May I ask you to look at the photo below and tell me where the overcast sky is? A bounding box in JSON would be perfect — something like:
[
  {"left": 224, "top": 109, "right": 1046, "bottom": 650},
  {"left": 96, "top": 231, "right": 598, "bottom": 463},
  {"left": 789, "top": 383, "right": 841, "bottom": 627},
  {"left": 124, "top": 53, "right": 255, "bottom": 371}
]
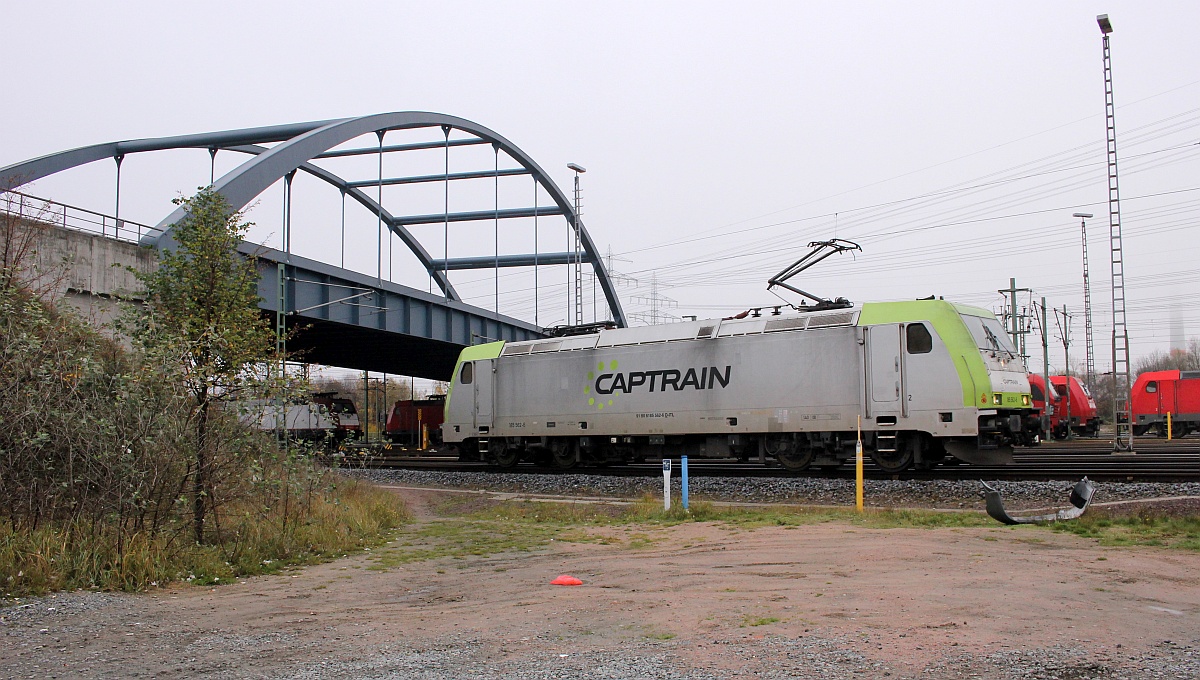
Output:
[{"left": 4, "top": 1, "right": 1199, "bottom": 380}]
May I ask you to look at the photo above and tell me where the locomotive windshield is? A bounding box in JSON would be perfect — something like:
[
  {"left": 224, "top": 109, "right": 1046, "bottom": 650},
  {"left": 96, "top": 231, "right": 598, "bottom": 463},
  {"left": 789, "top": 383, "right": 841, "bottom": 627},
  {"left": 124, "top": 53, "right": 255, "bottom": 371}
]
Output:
[
  {"left": 326, "top": 400, "right": 355, "bottom": 414},
  {"left": 960, "top": 314, "right": 1017, "bottom": 355}
]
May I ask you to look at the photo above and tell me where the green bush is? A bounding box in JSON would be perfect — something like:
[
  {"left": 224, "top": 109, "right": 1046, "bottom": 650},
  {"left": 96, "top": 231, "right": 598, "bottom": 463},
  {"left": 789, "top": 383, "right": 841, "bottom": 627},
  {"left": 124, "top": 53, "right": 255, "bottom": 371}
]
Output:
[{"left": 0, "top": 208, "right": 410, "bottom": 598}]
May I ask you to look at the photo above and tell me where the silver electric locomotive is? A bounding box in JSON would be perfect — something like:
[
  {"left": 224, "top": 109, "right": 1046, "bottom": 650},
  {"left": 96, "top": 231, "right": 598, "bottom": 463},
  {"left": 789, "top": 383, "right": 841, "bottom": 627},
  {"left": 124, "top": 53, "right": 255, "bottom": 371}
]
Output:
[{"left": 442, "top": 299, "right": 1037, "bottom": 472}]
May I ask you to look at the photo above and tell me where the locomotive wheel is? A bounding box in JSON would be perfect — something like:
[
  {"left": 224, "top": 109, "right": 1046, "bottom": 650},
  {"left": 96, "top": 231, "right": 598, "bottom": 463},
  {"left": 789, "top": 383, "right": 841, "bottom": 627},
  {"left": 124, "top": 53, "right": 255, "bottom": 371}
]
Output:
[
  {"left": 491, "top": 438, "right": 519, "bottom": 468},
  {"left": 870, "top": 435, "right": 915, "bottom": 473},
  {"left": 549, "top": 439, "right": 577, "bottom": 469},
  {"left": 764, "top": 435, "right": 814, "bottom": 472},
  {"left": 777, "top": 449, "right": 815, "bottom": 471}
]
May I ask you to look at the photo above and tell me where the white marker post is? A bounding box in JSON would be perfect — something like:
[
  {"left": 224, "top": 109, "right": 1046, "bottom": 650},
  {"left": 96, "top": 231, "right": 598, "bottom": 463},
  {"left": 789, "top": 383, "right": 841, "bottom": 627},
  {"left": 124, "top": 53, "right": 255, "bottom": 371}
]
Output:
[
  {"left": 855, "top": 416, "right": 864, "bottom": 511},
  {"left": 662, "top": 459, "right": 672, "bottom": 511}
]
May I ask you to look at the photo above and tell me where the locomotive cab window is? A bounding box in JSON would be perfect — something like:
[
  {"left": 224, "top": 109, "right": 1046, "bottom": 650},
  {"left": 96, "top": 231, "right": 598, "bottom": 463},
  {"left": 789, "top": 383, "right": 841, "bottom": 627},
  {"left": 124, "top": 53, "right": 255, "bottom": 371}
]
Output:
[
  {"left": 1030, "top": 383, "right": 1045, "bottom": 402},
  {"left": 1145, "top": 381, "right": 1157, "bottom": 393},
  {"left": 905, "top": 323, "right": 933, "bottom": 354},
  {"left": 460, "top": 361, "right": 474, "bottom": 385},
  {"left": 961, "top": 314, "right": 1017, "bottom": 354}
]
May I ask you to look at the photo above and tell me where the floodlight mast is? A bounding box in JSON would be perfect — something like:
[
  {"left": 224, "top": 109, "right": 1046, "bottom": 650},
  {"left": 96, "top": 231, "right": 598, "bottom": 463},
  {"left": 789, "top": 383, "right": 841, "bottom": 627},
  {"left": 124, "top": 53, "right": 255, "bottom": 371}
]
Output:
[
  {"left": 1096, "top": 13, "right": 1134, "bottom": 452},
  {"left": 767, "top": 239, "right": 861, "bottom": 309}
]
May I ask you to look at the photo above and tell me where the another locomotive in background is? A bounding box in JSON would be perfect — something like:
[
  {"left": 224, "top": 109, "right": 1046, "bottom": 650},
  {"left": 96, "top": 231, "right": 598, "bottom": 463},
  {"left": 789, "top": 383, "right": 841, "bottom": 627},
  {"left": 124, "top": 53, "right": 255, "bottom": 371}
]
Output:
[
  {"left": 237, "top": 392, "right": 360, "bottom": 444},
  {"left": 1027, "top": 374, "right": 1101, "bottom": 439},
  {"left": 385, "top": 395, "right": 446, "bottom": 448},
  {"left": 441, "top": 298, "right": 1039, "bottom": 472},
  {"left": 311, "top": 392, "right": 361, "bottom": 442},
  {"left": 1131, "top": 370, "right": 1200, "bottom": 438}
]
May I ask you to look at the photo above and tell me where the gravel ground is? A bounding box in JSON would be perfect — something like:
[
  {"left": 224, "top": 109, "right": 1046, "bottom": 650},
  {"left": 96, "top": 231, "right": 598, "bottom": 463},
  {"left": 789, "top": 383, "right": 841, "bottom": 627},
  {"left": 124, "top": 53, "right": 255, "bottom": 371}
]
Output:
[
  {"left": 4, "top": 545, "right": 1199, "bottom": 679},
  {"left": 345, "top": 468, "right": 1200, "bottom": 512},
  {"left": 4, "top": 474, "right": 1199, "bottom": 679}
]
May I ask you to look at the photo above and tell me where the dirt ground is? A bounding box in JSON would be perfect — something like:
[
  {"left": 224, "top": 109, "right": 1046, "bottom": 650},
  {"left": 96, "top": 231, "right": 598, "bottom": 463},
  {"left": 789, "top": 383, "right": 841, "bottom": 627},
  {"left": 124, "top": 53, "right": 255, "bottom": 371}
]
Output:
[{"left": 3, "top": 487, "right": 1199, "bottom": 679}]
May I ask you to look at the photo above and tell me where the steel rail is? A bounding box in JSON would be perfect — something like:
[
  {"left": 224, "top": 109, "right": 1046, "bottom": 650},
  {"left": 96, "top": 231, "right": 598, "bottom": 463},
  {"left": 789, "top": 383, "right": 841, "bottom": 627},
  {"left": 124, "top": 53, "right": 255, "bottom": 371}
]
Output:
[{"left": 321, "top": 448, "right": 1200, "bottom": 483}]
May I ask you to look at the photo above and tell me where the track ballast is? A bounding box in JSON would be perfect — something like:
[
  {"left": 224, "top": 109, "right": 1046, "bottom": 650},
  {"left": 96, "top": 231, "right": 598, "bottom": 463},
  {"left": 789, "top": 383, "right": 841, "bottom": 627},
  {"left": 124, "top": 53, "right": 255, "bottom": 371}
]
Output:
[{"left": 323, "top": 437, "right": 1200, "bottom": 483}]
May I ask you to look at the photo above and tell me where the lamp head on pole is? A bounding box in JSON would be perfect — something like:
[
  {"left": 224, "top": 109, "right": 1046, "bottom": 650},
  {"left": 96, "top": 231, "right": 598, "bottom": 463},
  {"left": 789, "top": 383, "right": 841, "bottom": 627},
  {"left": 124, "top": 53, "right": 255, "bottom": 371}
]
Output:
[
  {"left": 1073, "top": 212, "right": 1094, "bottom": 219},
  {"left": 567, "top": 163, "right": 587, "bottom": 174},
  {"left": 1097, "top": 14, "right": 1113, "bottom": 35}
]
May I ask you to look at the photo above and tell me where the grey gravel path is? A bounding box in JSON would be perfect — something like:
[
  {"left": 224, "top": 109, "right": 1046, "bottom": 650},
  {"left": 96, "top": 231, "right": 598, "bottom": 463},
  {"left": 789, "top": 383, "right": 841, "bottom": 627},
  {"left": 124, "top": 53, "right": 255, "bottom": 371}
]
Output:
[
  {"left": 4, "top": 473, "right": 1199, "bottom": 679},
  {"left": 4, "top": 592, "right": 1197, "bottom": 679}
]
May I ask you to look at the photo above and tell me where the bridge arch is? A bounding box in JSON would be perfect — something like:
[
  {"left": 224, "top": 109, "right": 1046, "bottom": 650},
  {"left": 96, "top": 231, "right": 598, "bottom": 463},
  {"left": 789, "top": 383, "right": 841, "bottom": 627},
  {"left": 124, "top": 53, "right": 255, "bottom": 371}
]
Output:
[{"left": 1, "top": 112, "right": 627, "bottom": 326}]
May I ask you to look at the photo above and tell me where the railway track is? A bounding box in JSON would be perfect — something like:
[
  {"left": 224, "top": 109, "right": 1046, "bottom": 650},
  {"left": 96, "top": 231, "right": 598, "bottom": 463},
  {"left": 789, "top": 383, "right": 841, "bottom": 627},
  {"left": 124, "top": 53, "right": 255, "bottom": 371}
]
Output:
[{"left": 322, "top": 437, "right": 1200, "bottom": 482}]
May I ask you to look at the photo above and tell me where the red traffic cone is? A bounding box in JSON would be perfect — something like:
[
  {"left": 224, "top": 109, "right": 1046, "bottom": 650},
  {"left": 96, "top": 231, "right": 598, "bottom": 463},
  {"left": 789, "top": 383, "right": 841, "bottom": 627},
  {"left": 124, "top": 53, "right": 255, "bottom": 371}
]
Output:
[{"left": 550, "top": 574, "right": 583, "bottom": 586}]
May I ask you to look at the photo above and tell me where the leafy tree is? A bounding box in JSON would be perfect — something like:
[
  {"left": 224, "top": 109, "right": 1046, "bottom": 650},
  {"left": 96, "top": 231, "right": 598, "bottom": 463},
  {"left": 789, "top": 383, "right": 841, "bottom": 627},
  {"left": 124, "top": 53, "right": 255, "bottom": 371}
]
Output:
[{"left": 130, "top": 187, "right": 275, "bottom": 543}]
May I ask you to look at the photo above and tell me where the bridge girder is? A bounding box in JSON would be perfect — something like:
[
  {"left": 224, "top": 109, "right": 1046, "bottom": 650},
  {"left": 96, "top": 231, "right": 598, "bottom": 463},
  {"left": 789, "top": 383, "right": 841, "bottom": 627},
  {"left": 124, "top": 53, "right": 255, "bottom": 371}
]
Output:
[{"left": 0, "top": 112, "right": 627, "bottom": 327}]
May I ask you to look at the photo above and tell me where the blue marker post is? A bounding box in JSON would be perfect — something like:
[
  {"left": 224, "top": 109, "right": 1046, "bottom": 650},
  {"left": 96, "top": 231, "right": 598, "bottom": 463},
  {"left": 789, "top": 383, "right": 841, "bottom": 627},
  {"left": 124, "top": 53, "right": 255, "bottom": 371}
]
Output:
[{"left": 681, "top": 455, "right": 689, "bottom": 510}]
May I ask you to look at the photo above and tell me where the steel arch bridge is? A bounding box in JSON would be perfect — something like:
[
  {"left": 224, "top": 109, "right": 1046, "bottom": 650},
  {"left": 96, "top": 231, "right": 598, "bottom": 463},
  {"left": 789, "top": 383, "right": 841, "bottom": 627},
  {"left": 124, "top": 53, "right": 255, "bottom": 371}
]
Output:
[{"left": 1, "top": 112, "right": 627, "bottom": 379}]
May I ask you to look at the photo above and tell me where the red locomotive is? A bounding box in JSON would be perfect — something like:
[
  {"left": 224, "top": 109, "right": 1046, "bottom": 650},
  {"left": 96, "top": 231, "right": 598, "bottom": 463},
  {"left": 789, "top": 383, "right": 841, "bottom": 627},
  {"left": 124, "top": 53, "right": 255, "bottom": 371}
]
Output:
[
  {"left": 1131, "top": 370, "right": 1200, "bottom": 437},
  {"left": 1049, "top": 375, "right": 1100, "bottom": 437},
  {"left": 1027, "top": 374, "right": 1100, "bottom": 439},
  {"left": 311, "top": 393, "right": 361, "bottom": 441},
  {"left": 384, "top": 395, "right": 446, "bottom": 448}
]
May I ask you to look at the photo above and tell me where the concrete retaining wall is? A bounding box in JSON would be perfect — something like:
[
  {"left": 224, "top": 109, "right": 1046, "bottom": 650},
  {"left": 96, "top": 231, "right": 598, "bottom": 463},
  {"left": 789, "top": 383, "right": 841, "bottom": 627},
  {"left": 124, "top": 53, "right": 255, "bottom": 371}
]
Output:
[{"left": 5, "top": 219, "right": 157, "bottom": 326}]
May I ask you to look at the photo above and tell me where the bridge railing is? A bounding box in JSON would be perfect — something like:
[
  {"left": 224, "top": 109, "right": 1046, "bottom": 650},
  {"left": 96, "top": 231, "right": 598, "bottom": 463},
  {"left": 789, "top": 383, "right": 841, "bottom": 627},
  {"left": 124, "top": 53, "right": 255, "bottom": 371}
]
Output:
[{"left": 1, "top": 190, "right": 160, "bottom": 244}]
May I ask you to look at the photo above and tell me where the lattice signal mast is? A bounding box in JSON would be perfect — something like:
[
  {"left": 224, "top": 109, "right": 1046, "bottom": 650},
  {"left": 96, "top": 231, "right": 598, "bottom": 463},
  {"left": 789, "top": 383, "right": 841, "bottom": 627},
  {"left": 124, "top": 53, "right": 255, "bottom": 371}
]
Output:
[
  {"left": 1097, "top": 14, "right": 1134, "bottom": 452},
  {"left": 1074, "top": 212, "right": 1097, "bottom": 390},
  {"left": 567, "top": 163, "right": 586, "bottom": 326}
]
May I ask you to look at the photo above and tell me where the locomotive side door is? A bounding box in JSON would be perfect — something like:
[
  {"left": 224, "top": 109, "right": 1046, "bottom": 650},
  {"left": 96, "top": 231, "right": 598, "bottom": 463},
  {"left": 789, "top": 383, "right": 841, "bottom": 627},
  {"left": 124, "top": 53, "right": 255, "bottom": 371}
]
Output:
[
  {"left": 1160, "top": 378, "right": 1177, "bottom": 422},
  {"left": 473, "top": 359, "right": 495, "bottom": 432},
  {"left": 866, "top": 324, "right": 903, "bottom": 418}
]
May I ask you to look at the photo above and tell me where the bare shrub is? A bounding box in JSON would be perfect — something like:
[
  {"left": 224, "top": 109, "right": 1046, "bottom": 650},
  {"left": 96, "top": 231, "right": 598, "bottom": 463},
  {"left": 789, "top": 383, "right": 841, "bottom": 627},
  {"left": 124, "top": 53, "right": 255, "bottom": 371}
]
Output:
[{"left": 0, "top": 190, "right": 69, "bottom": 301}]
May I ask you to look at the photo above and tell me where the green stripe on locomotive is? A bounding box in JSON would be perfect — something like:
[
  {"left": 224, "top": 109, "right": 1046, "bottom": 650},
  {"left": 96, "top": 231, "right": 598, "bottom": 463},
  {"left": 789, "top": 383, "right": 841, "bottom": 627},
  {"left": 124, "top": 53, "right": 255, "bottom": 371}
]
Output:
[
  {"left": 444, "top": 341, "right": 505, "bottom": 421},
  {"left": 857, "top": 299, "right": 1010, "bottom": 409}
]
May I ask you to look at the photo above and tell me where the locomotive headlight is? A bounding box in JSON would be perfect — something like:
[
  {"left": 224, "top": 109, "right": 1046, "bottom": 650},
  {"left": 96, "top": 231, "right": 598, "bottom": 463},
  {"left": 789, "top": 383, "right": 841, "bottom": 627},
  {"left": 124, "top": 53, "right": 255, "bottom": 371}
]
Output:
[
  {"left": 992, "top": 393, "right": 1002, "bottom": 406},
  {"left": 1022, "top": 394, "right": 1031, "bottom": 406}
]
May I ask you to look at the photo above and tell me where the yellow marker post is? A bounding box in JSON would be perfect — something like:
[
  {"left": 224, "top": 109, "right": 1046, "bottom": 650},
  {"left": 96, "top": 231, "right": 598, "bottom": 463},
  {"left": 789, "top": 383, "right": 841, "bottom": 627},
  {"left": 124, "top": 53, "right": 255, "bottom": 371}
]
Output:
[
  {"left": 855, "top": 416, "right": 864, "bottom": 511},
  {"left": 1167, "top": 411, "right": 1173, "bottom": 440}
]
